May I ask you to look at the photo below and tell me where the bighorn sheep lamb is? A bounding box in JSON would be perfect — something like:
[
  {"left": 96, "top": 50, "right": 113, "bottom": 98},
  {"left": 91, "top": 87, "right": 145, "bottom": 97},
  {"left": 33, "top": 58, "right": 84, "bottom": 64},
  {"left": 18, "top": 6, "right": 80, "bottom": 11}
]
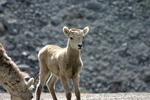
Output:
[
  {"left": 35, "top": 26, "right": 89, "bottom": 100},
  {"left": 0, "top": 43, "right": 35, "bottom": 100}
]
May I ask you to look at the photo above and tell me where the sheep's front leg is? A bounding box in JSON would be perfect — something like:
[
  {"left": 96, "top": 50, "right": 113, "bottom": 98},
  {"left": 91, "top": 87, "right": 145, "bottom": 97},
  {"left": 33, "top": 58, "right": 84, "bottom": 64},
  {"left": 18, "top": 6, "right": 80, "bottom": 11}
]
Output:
[
  {"left": 60, "top": 76, "right": 71, "bottom": 100},
  {"left": 72, "top": 75, "right": 80, "bottom": 100}
]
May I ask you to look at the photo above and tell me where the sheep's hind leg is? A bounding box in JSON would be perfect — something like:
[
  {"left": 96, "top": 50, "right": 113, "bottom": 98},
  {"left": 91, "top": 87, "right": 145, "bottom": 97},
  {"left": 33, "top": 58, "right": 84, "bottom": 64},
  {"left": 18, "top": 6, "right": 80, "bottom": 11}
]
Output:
[
  {"left": 35, "top": 62, "right": 49, "bottom": 100},
  {"left": 46, "top": 74, "right": 58, "bottom": 100}
]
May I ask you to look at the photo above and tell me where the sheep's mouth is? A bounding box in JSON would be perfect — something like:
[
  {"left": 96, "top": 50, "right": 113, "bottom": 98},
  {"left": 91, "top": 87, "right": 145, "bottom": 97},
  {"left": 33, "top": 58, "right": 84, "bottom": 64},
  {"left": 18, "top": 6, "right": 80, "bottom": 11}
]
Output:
[{"left": 78, "top": 47, "right": 82, "bottom": 50}]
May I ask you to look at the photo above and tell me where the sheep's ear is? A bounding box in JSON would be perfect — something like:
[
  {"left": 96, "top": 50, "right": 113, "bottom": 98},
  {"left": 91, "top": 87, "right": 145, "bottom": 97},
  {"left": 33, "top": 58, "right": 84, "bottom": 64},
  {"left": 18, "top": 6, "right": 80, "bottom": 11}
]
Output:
[
  {"left": 27, "top": 78, "right": 34, "bottom": 88},
  {"left": 0, "top": 43, "right": 4, "bottom": 49},
  {"left": 63, "top": 26, "right": 70, "bottom": 37},
  {"left": 0, "top": 43, "right": 5, "bottom": 52},
  {"left": 83, "top": 27, "right": 89, "bottom": 35}
]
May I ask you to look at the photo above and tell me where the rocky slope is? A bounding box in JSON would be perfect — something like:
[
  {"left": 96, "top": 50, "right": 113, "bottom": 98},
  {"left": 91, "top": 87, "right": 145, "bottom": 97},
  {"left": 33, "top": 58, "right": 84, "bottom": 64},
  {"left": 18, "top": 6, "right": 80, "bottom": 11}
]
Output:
[{"left": 0, "top": 0, "right": 150, "bottom": 93}]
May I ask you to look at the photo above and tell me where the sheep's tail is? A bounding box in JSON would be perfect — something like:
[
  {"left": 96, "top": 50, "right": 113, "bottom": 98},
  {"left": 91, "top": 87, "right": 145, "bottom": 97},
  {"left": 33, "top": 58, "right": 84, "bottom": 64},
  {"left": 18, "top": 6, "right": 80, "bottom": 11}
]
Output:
[{"left": 33, "top": 74, "right": 40, "bottom": 84}]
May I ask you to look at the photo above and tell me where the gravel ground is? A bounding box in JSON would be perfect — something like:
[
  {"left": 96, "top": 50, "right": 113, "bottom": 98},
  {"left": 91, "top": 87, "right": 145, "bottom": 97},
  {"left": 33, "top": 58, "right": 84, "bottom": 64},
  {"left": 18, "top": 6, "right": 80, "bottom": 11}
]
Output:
[
  {"left": 0, "top": 0, "right": 150, "bottom": 93},
  {"left": 0, "top": 93, "right": 150, "bottom": 100}
]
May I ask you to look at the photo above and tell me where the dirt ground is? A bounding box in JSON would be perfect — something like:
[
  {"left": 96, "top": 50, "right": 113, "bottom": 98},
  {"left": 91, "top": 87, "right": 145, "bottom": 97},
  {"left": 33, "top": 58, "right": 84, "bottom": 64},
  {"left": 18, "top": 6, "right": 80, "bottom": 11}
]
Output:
[{"left": 0, "top": 93, "right": 150, "bottom": 100}]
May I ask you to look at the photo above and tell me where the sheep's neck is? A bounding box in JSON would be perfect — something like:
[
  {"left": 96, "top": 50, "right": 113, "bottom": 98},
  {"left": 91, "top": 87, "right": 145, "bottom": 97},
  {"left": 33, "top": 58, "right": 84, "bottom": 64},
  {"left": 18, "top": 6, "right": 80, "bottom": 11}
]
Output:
[
  {"left": 1, "top": 60, "right": 27, "bottom": 96},
  {"left": 66, "top": 43, "right": 80, "bottom": 60},
  {"left": 10, "top": 82, "right": 26, "bottom": 96}
]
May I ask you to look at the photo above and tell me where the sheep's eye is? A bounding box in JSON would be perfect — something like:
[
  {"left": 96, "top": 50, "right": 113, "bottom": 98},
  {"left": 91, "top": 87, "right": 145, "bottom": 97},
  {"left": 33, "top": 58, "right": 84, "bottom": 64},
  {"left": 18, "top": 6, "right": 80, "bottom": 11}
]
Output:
[{"left": 70, "top": 37, "right": 73, "bottom": 40}]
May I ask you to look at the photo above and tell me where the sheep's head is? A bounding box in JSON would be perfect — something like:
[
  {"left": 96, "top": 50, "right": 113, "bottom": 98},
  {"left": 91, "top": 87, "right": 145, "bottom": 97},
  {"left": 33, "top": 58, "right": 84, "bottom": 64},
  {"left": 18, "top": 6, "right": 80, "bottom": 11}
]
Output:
[
  {"left": 63, "top": 26, "right": 89, "bottom": 50},
  {"left": 11, "top": 78, "right": 34, "bottom": 100}
]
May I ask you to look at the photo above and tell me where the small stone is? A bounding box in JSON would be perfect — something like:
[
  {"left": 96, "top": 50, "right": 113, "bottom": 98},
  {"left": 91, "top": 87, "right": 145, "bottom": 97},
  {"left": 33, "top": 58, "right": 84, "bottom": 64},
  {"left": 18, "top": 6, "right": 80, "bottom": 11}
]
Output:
[
  {"left": 36, "top": 47, "right": 42, "bottom": 52},
  {"left": 129, "top": 30, "right": 139, "bottom": 39},
  {"left": 24, "top": 31, "right": 34, "bottom": 38},
  {"left": 22, "top": 51, "right": 29, "bottom": 56},
  {"left": 0, "top": 0, "right": 8, "bottom": 6},
  {"left": 18, "top": 64, "right": 30, "bottom": 71},
  {"left": 28, "top": 54, "right": 38, "bottom": 61},
  {"left": 51, "top": 16, "right": 62, "bottom": 26},
  {"left": 89, "top": 56, "right": 94, "bottom": 60},
  {"left": 122, "top": 43, "right": 127, "bottom": 46},
  {"left": 6, "top": 44, "right": 16, "bottom": 50},
  {"left": 4, "top": 20, "right": 18, "bottom": 35},
  {"left": 0, "top": 5, "right": 3, "bottom": 13},
  {"left": 0, "top": 22, "right": 6, "bottom": 36},
  {"left": 84, "top": 0, "right": 101, "bottom": 10}
]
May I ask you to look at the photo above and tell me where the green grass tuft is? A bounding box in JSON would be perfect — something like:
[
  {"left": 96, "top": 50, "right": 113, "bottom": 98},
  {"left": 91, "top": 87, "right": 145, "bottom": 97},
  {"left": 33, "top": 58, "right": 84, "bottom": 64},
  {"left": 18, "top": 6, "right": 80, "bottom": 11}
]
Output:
[{"left": 139, "top": 1, "right": 149, "bottom": 7}]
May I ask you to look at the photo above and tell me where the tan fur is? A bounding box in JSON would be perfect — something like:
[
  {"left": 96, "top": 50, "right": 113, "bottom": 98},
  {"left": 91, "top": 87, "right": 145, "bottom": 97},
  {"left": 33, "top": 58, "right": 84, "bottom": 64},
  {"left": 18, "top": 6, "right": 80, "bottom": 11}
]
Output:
[
  {"left": 35, "top": 26, "right": 89, "bottom": 100},
  {"left": 0, "top": 43, "right": 34, "bottom": 100}
]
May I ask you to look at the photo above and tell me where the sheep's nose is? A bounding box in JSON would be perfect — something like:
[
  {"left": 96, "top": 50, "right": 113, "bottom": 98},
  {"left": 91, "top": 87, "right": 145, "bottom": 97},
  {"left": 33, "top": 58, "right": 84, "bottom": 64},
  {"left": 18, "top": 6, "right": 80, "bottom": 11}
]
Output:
[{"left": 78, "top": 44, "right": 82, "bottom": 48}]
